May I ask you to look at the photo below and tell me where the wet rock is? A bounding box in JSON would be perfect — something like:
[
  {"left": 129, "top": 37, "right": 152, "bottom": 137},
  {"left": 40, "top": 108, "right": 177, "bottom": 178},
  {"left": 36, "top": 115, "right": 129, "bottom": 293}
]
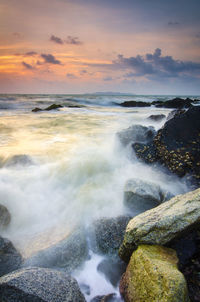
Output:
[
  {"left": 4, "top": 154, "right": 34, "bottom": 167},
  {"left": 147, "top": 114, "right": 166, "bottom": 121},
  {"left": 117, "top": 125, "right": 156, "bottom": 146},
  {"left": 132, "top": 142, "right": 158, "bottom": 164},
  {"left": 0, "top": 236, "right": 22, "bottom": 277},
  {"left": 0, "top": 205, "right": 11, "bottom": 228},
  {"left": 44, "top": 104, "right": 63, "bottom": 111},
  {"left": 154, "top": 106, "right": 200, "bottom": 184},
  {"left": 0, "top": 267, "right": 86, "bottom": 302},
  {"left": 166, "top": 109, "right": 185, "bottom": 121},
  {"left": 124, "top": 178, "right": 173, "bottom": 215},
  {"left": 119, "top": 188, "right": 200, "bottom": 262},
  {"left": 32, "top": 107, "right": 42, "bottom": 112},
  {"left": 90, "top": 293, "right": 121, "bottom": 302},
  {"left": 152, "top": 97, "right": 194, "bottom": 109},
  {"left": 97, "top": 257, "right": 126, "bottom": 287},
  {"left": 119, "top": 101, "right": 151, "bottom": 107},
  {"left": 80, "top": 283, "right": 90, "bottom": 296},
  {"left": 120, "top": 245, "right": 189, "bottom": 302},
  {"left": 89, "top": 216, "right": 131, "bottom": 256},
  {"left": 24, "top": 228, "right": 88, "bottom": 273}
]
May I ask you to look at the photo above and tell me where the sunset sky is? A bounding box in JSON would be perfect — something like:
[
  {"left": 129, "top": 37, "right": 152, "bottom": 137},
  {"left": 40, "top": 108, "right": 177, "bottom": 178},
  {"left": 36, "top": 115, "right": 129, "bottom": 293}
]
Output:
[{"left": 0, "top": 0, "right": 200, "bottom": 94}]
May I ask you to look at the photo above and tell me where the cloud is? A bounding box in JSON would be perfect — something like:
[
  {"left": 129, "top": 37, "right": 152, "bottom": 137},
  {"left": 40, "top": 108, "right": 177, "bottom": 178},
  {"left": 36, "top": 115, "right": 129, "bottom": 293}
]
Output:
[
  {"left": 50, "top": 35, "right": 64, "bottom": 44},
  {"left": 168, "top": 21, "right": 179, "bottom": 26},
  {"left": 103, "top": 76, "right": 113, "bottom": 81},
  {"left": 65, "top": 36, "right": 82, "bottom": 45},
  {"left": 25, "top": 51, "right": 37, "bottom": 56},
  {"left": 80, "top": 69, "right": 87, "bottom": 75},
  {"left": 66, "top": 73, "right": 78, "bottom": 78},
  {"left": 22, "top": 62, "right": 34, "bottom": 70},
  {"left": 113, "top": 48, "right": 200, "bottom": 79},
  {"left": 41, "top": 54, "right": 61, "bottom": 64}
]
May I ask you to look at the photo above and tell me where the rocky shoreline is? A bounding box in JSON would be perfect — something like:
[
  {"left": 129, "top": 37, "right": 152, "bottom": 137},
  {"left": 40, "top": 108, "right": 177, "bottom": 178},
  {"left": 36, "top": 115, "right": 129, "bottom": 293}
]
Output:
[{"left": 0, "top": 98, "right": 200, "bottom": 301}]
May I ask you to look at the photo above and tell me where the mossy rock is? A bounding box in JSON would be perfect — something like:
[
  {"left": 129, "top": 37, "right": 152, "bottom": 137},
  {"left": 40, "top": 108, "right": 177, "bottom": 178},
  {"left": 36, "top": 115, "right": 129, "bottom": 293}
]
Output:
[{"left": 120, "top": 245, "right": 189, "bottom": 302}]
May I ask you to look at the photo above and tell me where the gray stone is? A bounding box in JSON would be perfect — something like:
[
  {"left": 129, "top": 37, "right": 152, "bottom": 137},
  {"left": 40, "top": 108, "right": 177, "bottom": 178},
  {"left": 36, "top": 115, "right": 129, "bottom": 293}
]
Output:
[
  {"left": 0, "top": 204, "right": 11, "bottom": 228},
  {"left": 4, "top": 155, "right": 34, "bottom": 167},
  {"left": 117, "top": 125, "right": 156, "bottom": 146},
  {"left": 24, "top": 228, "right": 88, "bottom": 273},
  {"left": 0, "top": 267, "right": 86, "bottom": 302},
  {"left": 124, "top": 178, "right": 173, "bottom": 215},
  {"left": 119, "top": 188, "right": 200, "bottom": 262},
  {"left": 89, "top": 216, "right": 131, "bottom": 256},
  {"left": 0, "top": 236, "right": 22, "bottom": 277}
]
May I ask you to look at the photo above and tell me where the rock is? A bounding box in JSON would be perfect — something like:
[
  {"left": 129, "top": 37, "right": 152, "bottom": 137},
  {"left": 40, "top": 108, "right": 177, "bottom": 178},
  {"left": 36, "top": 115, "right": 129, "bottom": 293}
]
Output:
[
  {"left": 152, "top": 97, "right": 194, "bottom": 109},
  {"left": 24, "top": 228, "right": 88, "bottom": 273},
  {"left": 117, "top": 125, "right": 156, "bottom": 146},
  {"left": 120, "top": 245, "right": 189, "bottom": 302},
  {"left": 0, "top": 267, "right": 86, "bottom": 302},
  {"left": 166, "top": 109, "right": 185, "bottom": 121},
  {"left": 4, "top": 154, "right": 34, "bottom": 167},
  {"left": 119, "top": 101, "right": 151, "bottom": 107},
  {"left": 32, "top": 107, "right": 42, "bottom": 112},
  {"left": 89, "top": 216, "right": 131, "bottom": 255},
  {"left": 97, "top": 257, "right": 126, "bottom": 287},
  {"left": 119, "top": 188, "right": 200, "bottom": 262},
  {"left": 154, "top": 106, "right": 200, "bottom": 184},
  {"left": 147, "top": 114, "right": 165, "bottom": 121},
  {"left": 45, "top": 104, "right": 63, "bottom": 111},
  {"left": 0, "top": 205, "right": 11, "bottom": 228},
  {"left": 80, "top": 283, "right": 90, "bottom": 296},
  {"left": 132, "top": 142, "right": 158, "bottom": 164},
  {"left": 90, "top": 293, "right": 121, "bottom": 302},
  {"left": 123, "top": 178, "right": 173, "bottom": 215},
  {"left": 0, "top": 236, "right": 22, "bottom": 277}
]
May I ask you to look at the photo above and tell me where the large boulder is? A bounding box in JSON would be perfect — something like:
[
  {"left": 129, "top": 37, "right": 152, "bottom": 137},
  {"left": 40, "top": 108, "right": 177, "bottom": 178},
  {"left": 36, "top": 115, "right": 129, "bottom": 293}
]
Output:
[
  {"left": 119, "top": 101, "right": 151, "bottom": 107},
  {"left": 24, "top": 228, "right": 88, "bottom": 273},
  {"left": 120, "top": 245, "right": 189, "bottom": 302},
  {"left": 0, "top": 236, "right": 22, "bottom": 277},
  {"left": 124, "top": 178, "right": 172, "bottom": 215},
  {"left": 152, "top": 97, "right": 194, "bottom": 109},
  {"left": 117, "top": 125, "right": 156, "bottom": 146},
  {"left": 4, "top": 154, "right": 34, "bottom": 167},
  {"left": 147, "top": 114, "right": 165, "bottom": 121},
  {"left": 119, "top": 188, "right": 200, "bottom": 262},
  {"left": 89, "top": 216, "right": 131, "bottom": 256},
  {"left": 0, "top": 205, "right": 11, "bottom": 228},
  {"left": 0, "top": 267, "right": 86, "bottom": 302},
  {"left": 133, "top": 106, "right": 200, "bottom": 186}
]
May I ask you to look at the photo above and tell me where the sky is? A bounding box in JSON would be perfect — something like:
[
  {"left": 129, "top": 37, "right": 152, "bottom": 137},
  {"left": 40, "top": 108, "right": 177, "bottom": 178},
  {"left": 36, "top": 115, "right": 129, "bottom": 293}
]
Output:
[{"left": 0, "top": 0, "right": 200, "bottom": 94}]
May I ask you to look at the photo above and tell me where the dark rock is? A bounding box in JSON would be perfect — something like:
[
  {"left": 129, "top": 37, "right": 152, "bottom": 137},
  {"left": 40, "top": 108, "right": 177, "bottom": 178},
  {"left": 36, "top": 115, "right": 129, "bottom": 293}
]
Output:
[
  {"left": 152, "top": 97, "right": 194, "bottom": 109},
  {"left": 97, "top": 257, "right": 126, "bottom": 287},
  {"left": 147, "top": 114, "right": 166, "bottom": 121},
  {"left": 119, "top": 101, "right": 151, "bottom": 107},
  {"left": 24, "top": 228, "right": 88, "bottom": 273},
  {"left": 0, "top": 205, "right": 11, "bottom": 228},
  {"left": 32, "top": 107, "right": 42, "bottom": 112},
  {"left": 89, "top": 216, "right": 131, "bottom": 255},
  {"left": 166, "top": 109, "right": 185, "bottom": 121},
  {"left": 153, "top": 106, "right": 200, "bottom": 182},
  {"left": 45, "top": 104, "right": 63, "bottom": 111},
  {"left": 0, "top": 267, "right": 86, "bottom": 302},
  {"left": 4, "top": 154, "right": 34, "bottom": 167},
  {"left": 117, "top": 125, "right": 156, "bottom": 146},
  {"left": 132, "top": 142, "right": 158, "bottom": 164},
  {"left": 0, "top": 236, "right": 22, "bottom": 277},
  {"left": 123, "top": 178, "right": 173, "bottom": 215},
  {"left": 90, "top": 293, "right": 121, "bottom": 302}
]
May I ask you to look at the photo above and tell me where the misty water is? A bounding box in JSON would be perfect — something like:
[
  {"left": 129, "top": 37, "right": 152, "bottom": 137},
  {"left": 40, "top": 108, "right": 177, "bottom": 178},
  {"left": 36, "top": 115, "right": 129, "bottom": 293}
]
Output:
[{"left": 0, "top": 94, "right": 193, "bottom": 300}]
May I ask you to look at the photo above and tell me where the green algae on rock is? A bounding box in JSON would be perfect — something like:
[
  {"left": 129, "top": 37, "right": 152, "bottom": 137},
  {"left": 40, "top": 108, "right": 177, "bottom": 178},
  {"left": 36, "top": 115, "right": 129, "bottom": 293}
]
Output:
[
  {"left": 119, "top": 188, "right": 200, "bottom": 262},
  {"left": 120, "top": 245, "right": 190, "bottom": 302}
]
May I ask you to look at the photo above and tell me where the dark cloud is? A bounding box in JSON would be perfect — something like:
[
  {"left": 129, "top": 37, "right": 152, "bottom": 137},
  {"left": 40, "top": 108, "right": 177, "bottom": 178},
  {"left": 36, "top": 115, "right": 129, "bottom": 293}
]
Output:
[
  {"left": 103, "top": 76, "right": 113, "bottom": 81},
  {"left": 50, "top": 35, "right": 64, "bottom": 44},
  {"left": 168, "top": 21, "right": 180, "bottom": 26},
  {"left": 25, "top": 51, "right": 37, "bottom": 56},
  {"left": 80, "top": 69, "right": 87, "bottom": 75},
  {"left": 41, "top": 54, "right": 61, "bottom": 65},
  {"left": 65, "top": 36, "right": 82, "bottom": 45},
  {"left": 22, "top": 62, "right": 34, "bottom": 70},
  {"left": 66, "top": 73, "right": 78, "bottom": 78},
  {"left": 114, "top": 48, "right": 200, "bottom": 79}
]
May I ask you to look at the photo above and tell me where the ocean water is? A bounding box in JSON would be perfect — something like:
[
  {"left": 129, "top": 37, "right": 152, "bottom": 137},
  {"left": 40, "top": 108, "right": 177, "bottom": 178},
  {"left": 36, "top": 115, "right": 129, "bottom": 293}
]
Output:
[{"left": 0, "top": 94, "right": 197, "bottom": 300}]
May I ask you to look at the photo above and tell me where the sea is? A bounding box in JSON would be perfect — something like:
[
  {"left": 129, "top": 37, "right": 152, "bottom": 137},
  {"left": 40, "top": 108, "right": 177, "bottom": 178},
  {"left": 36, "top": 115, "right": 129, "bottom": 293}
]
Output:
[{"left": 0, "top": 93, "right": 199, "bottom": 300}]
